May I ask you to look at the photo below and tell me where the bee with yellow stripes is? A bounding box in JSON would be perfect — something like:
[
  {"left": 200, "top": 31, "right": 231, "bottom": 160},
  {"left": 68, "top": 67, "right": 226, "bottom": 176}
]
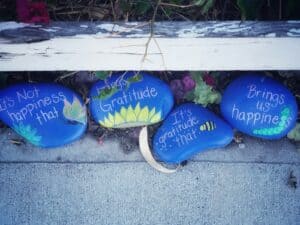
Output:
[{"left": 199, "top": 121, "right": 217, "bottom": 131}]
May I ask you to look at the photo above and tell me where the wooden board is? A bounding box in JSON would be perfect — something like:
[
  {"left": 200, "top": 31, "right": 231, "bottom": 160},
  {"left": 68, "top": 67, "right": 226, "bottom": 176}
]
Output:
[{"left": 1, "top": 21, "right": 300, "bottom": 71}]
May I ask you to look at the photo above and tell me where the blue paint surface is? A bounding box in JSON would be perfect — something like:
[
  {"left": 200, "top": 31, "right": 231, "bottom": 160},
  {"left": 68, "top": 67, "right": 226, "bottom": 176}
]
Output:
[
  {"left": 153, "top": 103, "right": 233, "bottom": 163},
  {"left": 221, "top": 74, "right": 298, "bottom": 139},
  {"left": 89, "top": 72, "right": 174, "bottom": 128},
  {"left": 0, "top": 83, "right": 87, "bottom": 148}
]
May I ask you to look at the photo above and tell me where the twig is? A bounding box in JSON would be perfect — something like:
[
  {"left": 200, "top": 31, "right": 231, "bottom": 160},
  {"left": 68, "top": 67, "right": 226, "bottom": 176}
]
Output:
[
  {"left": 142, "top": 0, "right": 161, "bottom": 63},
  {"left": 279, "top": 0, "right": 282, "bottom": 20},
  {"left": 160, "top": 2, "right": 197, "bottom": 8},
  {"left": 222, "top": 0, "right": 229, "bottom": 20},
  {"left": 153, "top": 37, "right": 167, "bottom": 70},
  {"left": 54, "top": 71, "right": 78, "bottom": 82},
  {"left": 10, "top": 139, "right": 25, "bottom": 146},
  {"left": 175, "top": 12, "right": 191, "bottom": 21},
  {"left": 27, "top": 72, "right": 34, "bottom": 83},
  {"left": 159, "top": 5, "right": 172, "bottom": 20},
  {"left": 110, "top": 0, "right": 117, "bottom": 21},
  {"left": 94, "top": 22, "right": 150, "bottom": 38}
]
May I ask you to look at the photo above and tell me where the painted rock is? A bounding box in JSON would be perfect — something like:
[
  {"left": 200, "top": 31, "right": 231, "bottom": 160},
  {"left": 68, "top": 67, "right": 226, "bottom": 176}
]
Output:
[
  {"left": 0, "top": 83, "right": 87, "bottom": 147},
  {"left": 221, "top": 74, "right": 298, "bottom": 139},
  {"left": 89, "top": 72, "right": 174, "bottom": 128},
  {"left": 153, "top": 103, "right": 233, "bottom": 163}
]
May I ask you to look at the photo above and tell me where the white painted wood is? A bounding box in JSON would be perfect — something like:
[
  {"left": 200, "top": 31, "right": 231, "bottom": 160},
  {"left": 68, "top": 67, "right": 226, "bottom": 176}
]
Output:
[
  {"left": 1, "top": 36, "right": 300, "bottom": 71},
  {"left": 1, "top": 21, "right": 300, "bottom": 71}
]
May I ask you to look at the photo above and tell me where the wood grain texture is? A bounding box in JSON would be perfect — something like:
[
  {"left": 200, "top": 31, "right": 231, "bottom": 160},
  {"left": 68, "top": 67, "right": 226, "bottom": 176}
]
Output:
[{"left": 1, "top": 21, "right": 300, "bottom": 71}]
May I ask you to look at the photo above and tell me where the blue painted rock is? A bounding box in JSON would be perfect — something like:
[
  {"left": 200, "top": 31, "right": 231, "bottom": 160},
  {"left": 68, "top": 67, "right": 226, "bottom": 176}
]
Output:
[
  {"left": 221, "top": 74, "right": 298, "bottom": 139},
  {"left": 153, "top": 103, "right": 233, "bottom": 163},
  {"left": 0, "top": 83, "right": 87, "bottom": 148},
  {"left": 89, "top": 72, "right": 174, "bottom": 128}
]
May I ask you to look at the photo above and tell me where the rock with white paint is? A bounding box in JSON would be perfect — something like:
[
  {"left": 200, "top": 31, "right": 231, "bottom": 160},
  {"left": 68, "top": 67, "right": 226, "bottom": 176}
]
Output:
[
  {"left": 89, "top": 72, "right": 174, "bottom": 128},
  {"left": 0, "top": 83, "right": 87, "bottom": 147},
  {"left": 153, "top": 103, "right": 233, "bottom": 163},
  {"left": 221, "top": 74, "right": 298, "bottom": 139}
]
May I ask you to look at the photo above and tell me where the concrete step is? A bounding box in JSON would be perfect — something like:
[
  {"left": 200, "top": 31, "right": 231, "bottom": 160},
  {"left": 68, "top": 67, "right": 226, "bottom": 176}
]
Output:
[
  {"left": 1, "top": 128, "right": 299, "bottom": 225},
  {"left": 0, "top": 162, "right": 299, "bottom": 225}
]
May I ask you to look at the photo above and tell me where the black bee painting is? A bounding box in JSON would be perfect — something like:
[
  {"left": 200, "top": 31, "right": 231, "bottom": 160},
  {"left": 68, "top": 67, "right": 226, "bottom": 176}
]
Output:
[{"left": 199, "top": 121, "right": 216, "bottom": 131}]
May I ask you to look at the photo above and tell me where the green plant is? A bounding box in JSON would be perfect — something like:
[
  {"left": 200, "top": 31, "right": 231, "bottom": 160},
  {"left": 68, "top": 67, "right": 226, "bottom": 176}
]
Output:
[
  {"left": 95, "top": 71, "right": 111, "bottom": 80},
  {"left": 286, "top": 0, "right": 300, "bottom": 19},
  {"left": 185, "top": 72, "right": 221, "bottom": 107},
  {"left": 237, "top": 0, "right": 264, "bottom": 20},
  {"left": 0, "top": 73, "right": 8, "bottom": 88},
  {"left": 287, "top": 123, "right": 300, "bottom": 142},
  {"left": 134, "top": 0, "right": 153, "bottom": 15},
  {"left": 118, "top": 0, "right": 216, "bottom": 18},
  {"left": 236, "top": 0, "right": 300, "bottom": 20},
  {"left": 194, "top": 0, "right": 215, "bottom": 14}
]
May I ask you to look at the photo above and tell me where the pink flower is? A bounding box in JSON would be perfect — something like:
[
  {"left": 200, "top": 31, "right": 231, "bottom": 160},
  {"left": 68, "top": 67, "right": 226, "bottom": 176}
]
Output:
[
  {"left": 16, "top": 0, "right": 30, "bottom": 22},
  {"left": 170, "top": 79, "right": 185, "bottom": 101},
  {"left": 16, "top": 0, "right": 50, "bottom": 24},
  {"left": 181, "top": 74, "right": 196, "bottom": 92},
  {"left": 203, "top": 73, "right": 216, "bottom": 87}
]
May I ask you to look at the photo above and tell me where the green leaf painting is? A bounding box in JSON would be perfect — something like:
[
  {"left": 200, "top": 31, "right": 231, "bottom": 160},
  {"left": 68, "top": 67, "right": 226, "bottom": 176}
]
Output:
[
  {"left": 94, "top": 73, "right": 143, "bottom": 100},
  {"left": 94, "top": 86, "right": 119, "bottom": 100},
  {"left": 126, "top": 73, "right": 142, "bottom": 84},
  {"left": 63, "top": 96, "right": 87, "bottom": 125},
  {"left": 13, "top": 123, "right": 42, "bottom": 146}
]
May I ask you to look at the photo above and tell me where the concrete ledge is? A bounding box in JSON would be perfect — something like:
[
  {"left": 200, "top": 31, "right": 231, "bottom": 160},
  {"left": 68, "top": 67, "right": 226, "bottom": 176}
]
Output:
[
  {"left": 0, "top": 128, "right": 299, "bottom": 164},
  {"left": 0, "top": 162, "right": 299, "bottom": 225}
]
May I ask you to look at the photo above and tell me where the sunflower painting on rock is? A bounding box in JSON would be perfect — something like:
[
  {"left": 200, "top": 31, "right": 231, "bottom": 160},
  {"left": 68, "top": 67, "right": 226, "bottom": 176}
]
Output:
[
  {"left": 99, "top": 103, "right": 162, "bottom": 128},
  {"left": 89, "top": 72, "right": 174, "bottom": 128}
]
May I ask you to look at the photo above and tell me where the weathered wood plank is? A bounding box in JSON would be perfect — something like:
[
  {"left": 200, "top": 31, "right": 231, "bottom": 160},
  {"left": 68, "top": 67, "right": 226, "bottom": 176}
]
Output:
[
  {"left": 1, "top": 21, "right": 300, "bottom": 71},
  {"left": 1, "top": 21, "right": 300, "bottom": 42}
]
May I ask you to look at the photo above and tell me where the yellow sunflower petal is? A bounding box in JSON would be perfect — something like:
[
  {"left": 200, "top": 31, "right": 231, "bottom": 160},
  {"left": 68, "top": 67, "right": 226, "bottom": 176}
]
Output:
[
  {"left": 138, "top": 106, "right": 149, "bottom": 122},
  {"left": 126, "top": 105, "right": 136, "bottom": 122},
  {"left": 134, "top": 103, "right": 141, "bottom": 117},
  {"left": 114, "top": 112, "right": 125, "bottom": 125},
  {"left": 108, "top": 113, "right": 115, "bottom": 125},
  {"left": 99, "top": 120, "right": 106, "bottom": 127},
  {"left": 148, "top": 108, "right": 156, "bottom": 119},
  {"left": 120, "top": 106, "right": 127, "bottom": 119},
  {"left": 99, "top": 117, "right": 114, "bottom": 127},
  {"left": 150, "top": 111, "right": 161, "bottom": 123}
]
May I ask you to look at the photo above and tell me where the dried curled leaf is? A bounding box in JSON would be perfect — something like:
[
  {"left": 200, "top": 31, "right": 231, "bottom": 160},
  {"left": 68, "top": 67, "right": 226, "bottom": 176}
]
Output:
[{"left": 139, "top": 126, "right": 178, "bottom": 174}]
